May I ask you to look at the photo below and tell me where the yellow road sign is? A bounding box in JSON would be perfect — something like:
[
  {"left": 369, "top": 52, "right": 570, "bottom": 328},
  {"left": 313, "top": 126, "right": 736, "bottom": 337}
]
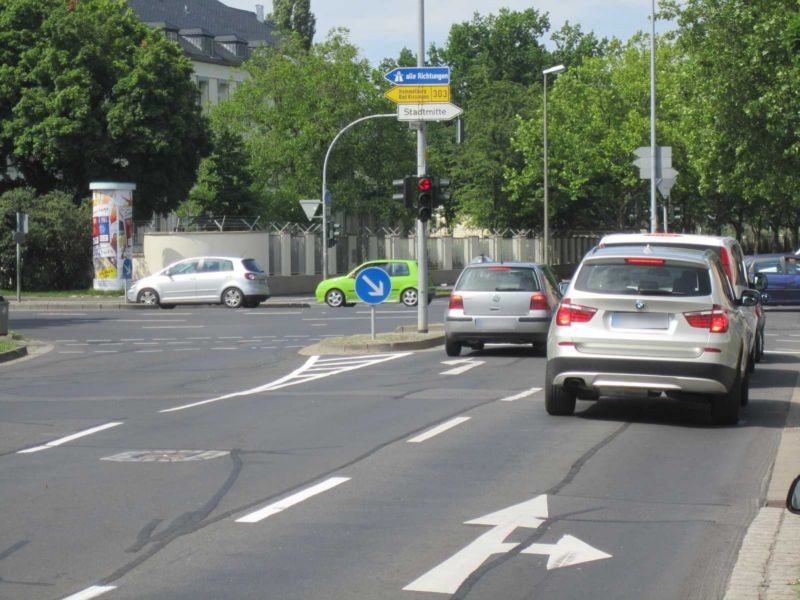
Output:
[{"left": 384, "top": 85, "right": 450, "bottom": 104}]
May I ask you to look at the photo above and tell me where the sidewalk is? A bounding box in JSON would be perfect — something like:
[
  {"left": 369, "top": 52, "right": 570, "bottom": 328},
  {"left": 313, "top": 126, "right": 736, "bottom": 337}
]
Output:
[{"left": 4, "top": 294, "right": 313, "bottom": 311}]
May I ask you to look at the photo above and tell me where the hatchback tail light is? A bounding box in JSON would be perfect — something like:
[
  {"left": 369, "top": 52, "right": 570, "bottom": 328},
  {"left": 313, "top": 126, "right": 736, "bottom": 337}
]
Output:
[
  {"left": 529, "top": 293, "right": 548, "bottom": 311},
  {"left": 448, "top": 294, "right": 464, "bottom": 310},
  {"left": 555, "top": 298, "right": 597, "bottom": 326},
  {"left": 244, "top": 272, "right": 257, "bottom": 280},
  {"left": 684, "top": 304, "right": 729, "bottom": 333}
]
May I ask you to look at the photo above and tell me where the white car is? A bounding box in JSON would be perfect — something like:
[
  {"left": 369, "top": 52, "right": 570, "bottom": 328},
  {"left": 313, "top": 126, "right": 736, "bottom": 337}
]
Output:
[
  {"left": 127, "top": 256, "right": 270, "bottom": 308},
  {"left": 546, "top": 245, "right": 761, "bottom": 425},
  {"left": 598, "top": 232, "right": 766, "bottom": 366}
]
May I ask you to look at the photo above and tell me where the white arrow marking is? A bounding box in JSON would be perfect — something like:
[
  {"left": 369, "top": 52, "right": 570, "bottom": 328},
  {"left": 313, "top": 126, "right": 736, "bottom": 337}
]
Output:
[
  {"left": 499, "top": 387, "right": 542, "bottom": 402},
  {"left": 521, "top": 534, "right": 612, "bottom": 569},
  {"left": 403, "top": 524, "right": 519, "bottom": 594},
  {"left": 362, "top": 274, "right": 385, "bottom": 297},
  {"left": 465, "top": 494, "right": 549, "bottom": 528},
  {"left": 404, "top": 495, "right": 548, "bottom": 594},
  {"left": 439, "top": 359, "right": 485, "bottom": 375}
]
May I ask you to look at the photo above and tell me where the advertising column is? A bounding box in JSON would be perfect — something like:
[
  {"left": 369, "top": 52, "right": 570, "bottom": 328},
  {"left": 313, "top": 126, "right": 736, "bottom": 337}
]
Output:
[{"left": 89, "top": 182, "right": 135, "bottom": 291}]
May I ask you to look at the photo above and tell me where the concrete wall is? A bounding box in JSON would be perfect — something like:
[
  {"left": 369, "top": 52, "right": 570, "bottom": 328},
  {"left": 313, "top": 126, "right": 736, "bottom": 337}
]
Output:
[{"left": 141, "top": 231, "right": 269, "bottom": 277}]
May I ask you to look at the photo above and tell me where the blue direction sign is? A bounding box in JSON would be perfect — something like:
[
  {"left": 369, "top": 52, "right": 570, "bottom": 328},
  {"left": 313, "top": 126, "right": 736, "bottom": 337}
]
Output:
[
  {"left": 384, "top": 67, "right": 450, "bottom": 86},
  {"left": 355, "top": 267, "right": 391, "bottom": 304}
]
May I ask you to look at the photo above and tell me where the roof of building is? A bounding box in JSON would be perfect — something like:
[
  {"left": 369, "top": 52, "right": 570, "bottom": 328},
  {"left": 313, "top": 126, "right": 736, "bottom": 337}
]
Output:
[{"left": 127, "top": 0, "right": 280, "bottom": 65}]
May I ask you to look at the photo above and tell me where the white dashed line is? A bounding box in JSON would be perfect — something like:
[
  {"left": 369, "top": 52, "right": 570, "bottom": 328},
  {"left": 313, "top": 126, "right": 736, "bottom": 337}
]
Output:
[
  {"left": 500, "top": 387, "right": 542, "bottom": 402},
  {"left": 18, "top": 422, "right": 123, "bottom": 454},
  {"left": 60, "top": 585, "right": 117, "bottom": 600},
  {"left": 236, "top": 477, "right": 350, "bottom": 523},
  {"left": 142, "top": 326, "right": 204, "bottom": 329},
  {"left": 408, "top": 417, "right": 471, "bottom": 443}
]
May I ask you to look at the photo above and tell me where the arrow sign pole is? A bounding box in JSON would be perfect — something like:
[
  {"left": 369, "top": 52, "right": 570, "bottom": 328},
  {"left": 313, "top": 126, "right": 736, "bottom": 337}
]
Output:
[{"left": 521, "top": 534, "right": 613, "bottom": 570}]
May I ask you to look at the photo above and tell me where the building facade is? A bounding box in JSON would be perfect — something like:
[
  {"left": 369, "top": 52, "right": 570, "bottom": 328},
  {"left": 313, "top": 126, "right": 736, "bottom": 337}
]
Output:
[{"left": 127, "top": 0, "right": 279, "bottom": 107}]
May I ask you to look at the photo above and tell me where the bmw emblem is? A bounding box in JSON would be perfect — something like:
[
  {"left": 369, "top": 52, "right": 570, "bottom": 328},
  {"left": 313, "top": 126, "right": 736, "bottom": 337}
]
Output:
[{"left": 635, "top": 300, "right": 646, "bottom": 311}]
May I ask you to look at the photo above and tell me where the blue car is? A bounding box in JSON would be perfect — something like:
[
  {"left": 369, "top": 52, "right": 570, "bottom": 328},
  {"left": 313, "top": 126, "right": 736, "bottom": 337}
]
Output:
[{"left": 746, "top": 254, "right": 800, "bottom": 305}]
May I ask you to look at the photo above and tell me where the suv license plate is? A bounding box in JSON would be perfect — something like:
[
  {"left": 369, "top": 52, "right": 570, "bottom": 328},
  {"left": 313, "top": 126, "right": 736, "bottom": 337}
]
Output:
[{"left": 611, "top": 312, "right": 669, "bottom": 330}]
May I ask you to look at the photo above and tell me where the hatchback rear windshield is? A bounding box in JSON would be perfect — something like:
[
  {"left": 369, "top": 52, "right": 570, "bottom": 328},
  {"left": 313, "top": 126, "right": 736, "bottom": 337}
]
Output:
[
  {"left": 456, "top": 266, "right": 540, "bottom": 292},
  {"left": 242, "top": 259, "right": 265, "bottom": 273},
  {"left": 575, "top": 262, "right": 711, "bottom": 296}
]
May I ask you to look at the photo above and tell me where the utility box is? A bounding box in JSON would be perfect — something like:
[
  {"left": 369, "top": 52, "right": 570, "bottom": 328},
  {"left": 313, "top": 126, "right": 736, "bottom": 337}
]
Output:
[{"left": 0, "top": 296, "right": 7, "bottom": 336}]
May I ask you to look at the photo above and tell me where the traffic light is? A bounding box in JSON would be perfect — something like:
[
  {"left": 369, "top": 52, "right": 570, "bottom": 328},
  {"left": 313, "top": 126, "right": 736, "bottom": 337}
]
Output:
[
  {"left": 3, "top": 212, "right": 15, "bottom": 231},
  {"left": 392, "top": 176, "right": 417, "bottom": 209},
  {"left": 327, "top": 222, "right": 341, "bottom": 248},
  {"left": 417, "top": 177, "right": 433, "bottom": 221}
]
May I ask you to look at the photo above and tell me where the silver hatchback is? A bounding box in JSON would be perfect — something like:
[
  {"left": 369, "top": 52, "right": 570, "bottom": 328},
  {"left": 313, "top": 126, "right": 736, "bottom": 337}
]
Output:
[
  {"left": 444, "top": 262, "right": 561, "bottom": 356},
  {"left": 545, "top": 246, "right": 761, "bottom": 424},
  {"left": 127, "top": 256, "right": 270, "bottom": 308}
]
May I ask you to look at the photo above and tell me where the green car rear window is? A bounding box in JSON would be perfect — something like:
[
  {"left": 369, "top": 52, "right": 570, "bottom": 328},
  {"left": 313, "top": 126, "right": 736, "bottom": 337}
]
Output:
[
  {"left": 575, "top": 263, "right": 711, "bottom": 296},
  {"left": 456, "top": 267, "right": 540, "bottom": 292}
]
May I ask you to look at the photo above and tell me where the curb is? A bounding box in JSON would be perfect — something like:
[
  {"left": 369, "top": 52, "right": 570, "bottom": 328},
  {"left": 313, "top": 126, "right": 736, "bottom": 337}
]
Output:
[
  {"left": 302, "top": 334, "right": 445, "bottom": 356},
  {"left": 0, "top": 345, "right": 27, "bottom": 363}
]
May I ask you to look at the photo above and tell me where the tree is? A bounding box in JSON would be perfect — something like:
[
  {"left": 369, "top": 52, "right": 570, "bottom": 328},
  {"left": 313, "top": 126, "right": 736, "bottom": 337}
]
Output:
[
  {"left": 0, "top": 188, "right": 92, "bottom": 291},
  {"left": 269, "top": 0, "right": 316, "bottom": 52},
  {"left": 0, "top": 0, "right": 209, "bottom": 217},
  {"left": 184, "top": 125, "right": 259, "bottom": 217},
  {"left": 214, "top": 32, "right": 414, "bottom": 224}
]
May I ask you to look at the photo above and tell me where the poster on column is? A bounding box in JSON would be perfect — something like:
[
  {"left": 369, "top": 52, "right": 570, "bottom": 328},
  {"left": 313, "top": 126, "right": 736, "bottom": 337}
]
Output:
[{"left": 90, "top": 182, "right": 135, "bottom": 291}]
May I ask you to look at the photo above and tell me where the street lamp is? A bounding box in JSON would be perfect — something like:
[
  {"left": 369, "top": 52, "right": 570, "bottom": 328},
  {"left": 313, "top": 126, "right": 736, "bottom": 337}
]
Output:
[{"left": 542, "top": 64, "right": 566, "bottom": 265}]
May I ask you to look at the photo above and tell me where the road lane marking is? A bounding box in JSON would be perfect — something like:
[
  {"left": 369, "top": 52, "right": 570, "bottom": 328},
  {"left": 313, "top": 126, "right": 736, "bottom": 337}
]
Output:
[
  {"left": 18, "top": 422, "right": 123, "bottom": 454},
  {"left": 236, "top": 477, "right": 350, "bottom": 523},
  {"left": 119, "top": 338, "right": 144, "bottom": 341},
  {"left": 246, "top": 312, "right": 303, "bottom": 315},
  {"left": 161, "top": 352, "right": 411, "bottom": 413},
  {"left": 93, "top": 350, "right": 119, "bottom": 354},
  {"left": 211, "top": 347, "right": 238, "bottom": 350},
  {"left": 135, "top": 350, "right": 163, "bottom": 353},
  {"left": 440, "top": 359, "right": 485, "bottom": 375},
  {"left": 116, "top": 319, "right": 186, "bottom": 323},
  {"left": 142, "top": 326, "right": 204, "bottom": 329},
  {"left": 86, "top": 339, "right": 111, "bottom": 343},
  {"left": 500, "top": 387, "right": 542, "bottom": 402},
  {"left": 166, "top": 341, "right": 191, "bottom": 345},
  {"left": 303, "top": 316, "right": 416, "bottom": 321},
  {"left": 408, "top": 417, "right": 471, "bottom": 443},
  {"left": 133, "top": 342, "right": 159, "bottom": 346},
  {"left": 60, "top": 585, "right": 117, "bottom": 600},
  {"left": 67, "top": 343, "right": 89, "bottom": 346},
  {"left": 187, "top": 336, "right": 212, "bottom": 340},
  {"left": 218, "top": 336, "right": 242, "bottom": 339},
  {"left": 59, "top": 351, "right": 85, "bottom": 354}
]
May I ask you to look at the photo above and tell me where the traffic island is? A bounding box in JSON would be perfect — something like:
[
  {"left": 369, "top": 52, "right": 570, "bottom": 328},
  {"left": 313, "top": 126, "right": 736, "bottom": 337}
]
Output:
[
  {"left": 0, "top": 333, "right": 27, "bottom": 363},
  {"left": 300, "top": 324, "right": 444, "bottom": 356}
]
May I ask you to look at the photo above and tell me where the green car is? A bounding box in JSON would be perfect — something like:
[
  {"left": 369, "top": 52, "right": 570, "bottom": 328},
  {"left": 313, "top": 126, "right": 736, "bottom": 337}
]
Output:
[{"left": 315, "top": 259, "right": 429, "bottom": 307}]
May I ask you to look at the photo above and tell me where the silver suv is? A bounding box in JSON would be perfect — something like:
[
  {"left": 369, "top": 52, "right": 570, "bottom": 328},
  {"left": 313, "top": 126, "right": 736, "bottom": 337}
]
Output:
[{"left": 546, "top": 246, "right": 761, "bottom": 425}]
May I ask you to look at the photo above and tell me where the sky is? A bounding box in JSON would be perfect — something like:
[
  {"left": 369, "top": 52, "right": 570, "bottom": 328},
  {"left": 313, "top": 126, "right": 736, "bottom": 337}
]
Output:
[{"left": 221, "top": 1, "right": 672, "bottom": 67}]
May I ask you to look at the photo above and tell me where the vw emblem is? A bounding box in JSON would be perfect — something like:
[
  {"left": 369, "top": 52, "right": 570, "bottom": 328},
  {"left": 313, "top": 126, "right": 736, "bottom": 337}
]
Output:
[
  {"left": 492, "top": 294, "right": 501, "bottom": 303},
  {"left": 635, "top": 300, "right": 646, "bottom": 311}
]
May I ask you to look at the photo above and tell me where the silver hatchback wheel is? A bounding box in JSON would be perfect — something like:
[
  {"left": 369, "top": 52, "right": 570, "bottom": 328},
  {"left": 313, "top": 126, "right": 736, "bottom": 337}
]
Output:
[
  {"left": 222, "top": 287, "right": 244, "bottom": 308},
  {"left": 138, "top": 289, "right": 159, "bottom": 306},
  {"left": 401, "top": 287, "right": 418, "bottom": 307}
]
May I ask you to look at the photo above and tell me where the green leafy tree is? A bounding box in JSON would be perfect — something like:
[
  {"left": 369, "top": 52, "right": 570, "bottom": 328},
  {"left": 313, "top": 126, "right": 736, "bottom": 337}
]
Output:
[
  {"left": 269, "top": 0, "right": 316, "bottom": 52},
  {"left": 0, "top": 188, "right": 91, "bottom": 291},
  {"left": 0, "top": 0, "right": 209, "bottom": 217},
  {"left": 184, "top": 125, "right": 259, "bottom": 217},
  {"left": 215, "top": 32, "right": 413, "bottom": 224}
]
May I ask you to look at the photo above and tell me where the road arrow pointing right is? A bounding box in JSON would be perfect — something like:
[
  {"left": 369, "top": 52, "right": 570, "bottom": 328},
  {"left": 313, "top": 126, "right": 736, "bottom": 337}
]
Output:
[{"left": 521, "top": 534, "right": 613, "bottom": 570}]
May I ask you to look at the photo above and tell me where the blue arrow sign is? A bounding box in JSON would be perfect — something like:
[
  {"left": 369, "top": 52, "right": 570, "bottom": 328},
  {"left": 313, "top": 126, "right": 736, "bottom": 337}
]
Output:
[
  {"left": 355, "top": 267, "right": 392, "bottom": 304},
  {"left": 384, "top": 67, "right": 450, "bottom": 86}
]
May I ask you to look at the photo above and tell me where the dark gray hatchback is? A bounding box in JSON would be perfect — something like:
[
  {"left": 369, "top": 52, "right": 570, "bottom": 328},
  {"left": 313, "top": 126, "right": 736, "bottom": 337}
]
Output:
[{"left": 443, "top": 262, "right": 562, "bottom": 356}]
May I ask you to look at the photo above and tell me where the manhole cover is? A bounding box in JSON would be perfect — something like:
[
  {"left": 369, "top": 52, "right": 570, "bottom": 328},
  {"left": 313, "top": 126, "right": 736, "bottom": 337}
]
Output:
[{"left": 101, "top": 450, "right": 229, "bottom": 462}]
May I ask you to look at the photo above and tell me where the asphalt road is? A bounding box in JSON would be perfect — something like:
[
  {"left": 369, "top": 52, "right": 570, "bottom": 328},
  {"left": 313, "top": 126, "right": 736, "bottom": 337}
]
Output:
[{"left": 1, "top": 302, "right": 798, "bottom": 600}]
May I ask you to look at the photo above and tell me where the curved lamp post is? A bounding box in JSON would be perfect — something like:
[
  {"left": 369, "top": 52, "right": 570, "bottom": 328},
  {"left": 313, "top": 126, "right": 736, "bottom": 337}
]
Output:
[{"left": 542, "top": 64, "right": 566, "bottom": 265}]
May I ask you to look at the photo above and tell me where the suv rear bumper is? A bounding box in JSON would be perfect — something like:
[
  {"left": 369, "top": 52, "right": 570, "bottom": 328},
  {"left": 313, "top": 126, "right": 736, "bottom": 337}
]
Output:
[{"left": 546, "top": 357, "right": 737, "bottom": 395}]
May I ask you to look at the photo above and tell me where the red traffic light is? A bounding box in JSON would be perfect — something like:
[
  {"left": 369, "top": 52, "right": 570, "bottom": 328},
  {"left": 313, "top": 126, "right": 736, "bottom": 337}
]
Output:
[{"left": 418, "top": 177, "right": 432, "bottom": 192}]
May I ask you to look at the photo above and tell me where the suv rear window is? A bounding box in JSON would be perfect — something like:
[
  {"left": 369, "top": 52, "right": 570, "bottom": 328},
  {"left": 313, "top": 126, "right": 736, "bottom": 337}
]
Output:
[
  {"left": 575, "top": 263, "right": 711, "bottom": 296},
  {"left": 456, "top": 266, "right": 540, "bottom": 292}
]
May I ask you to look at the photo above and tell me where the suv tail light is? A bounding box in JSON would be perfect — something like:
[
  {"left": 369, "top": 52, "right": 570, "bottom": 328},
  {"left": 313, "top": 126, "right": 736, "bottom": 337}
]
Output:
[
  {"left": 684, "top": 304, "right": 729, "bottom": 333},
  {"left": 719, "top": 248, "right": 733, "bottom": 281},
  {"left": 555, "top": 298, "right": 597, "bottom": 326},
  {"left": 530, "top": 293, "right": 548, "bottom": 311},
  {"left": 448, "top": 294, "right": 464, "bottom": 310},
  {"left": 244, "top": 272, "right": 257, "bottom": 280}
]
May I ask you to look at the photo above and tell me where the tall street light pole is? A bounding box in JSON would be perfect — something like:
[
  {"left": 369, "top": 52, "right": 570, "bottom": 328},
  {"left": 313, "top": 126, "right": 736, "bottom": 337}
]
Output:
[
  {"left": 649, "top": 0, "right": 658, "bottom": 233},
  {"left": 542, "top": 64, "right": 565, "bottom": 265}
]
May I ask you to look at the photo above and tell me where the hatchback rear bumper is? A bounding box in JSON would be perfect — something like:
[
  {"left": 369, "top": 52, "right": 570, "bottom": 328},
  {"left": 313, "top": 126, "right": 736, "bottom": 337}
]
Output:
[
  {"left": 547, "top": 357, "right": 737, "bottom": 395},
  {"left": 445, "top": 315, "right": 549, "bottom": 344}
]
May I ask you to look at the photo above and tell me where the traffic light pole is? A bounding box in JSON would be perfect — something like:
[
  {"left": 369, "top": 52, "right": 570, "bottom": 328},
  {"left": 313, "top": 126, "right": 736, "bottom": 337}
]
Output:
[
  {"left": 416, "top": 0, "right": 429, "bottom": 333},
  {"left": 321, "top": 113, "right": 394, "bottom": 280}
]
